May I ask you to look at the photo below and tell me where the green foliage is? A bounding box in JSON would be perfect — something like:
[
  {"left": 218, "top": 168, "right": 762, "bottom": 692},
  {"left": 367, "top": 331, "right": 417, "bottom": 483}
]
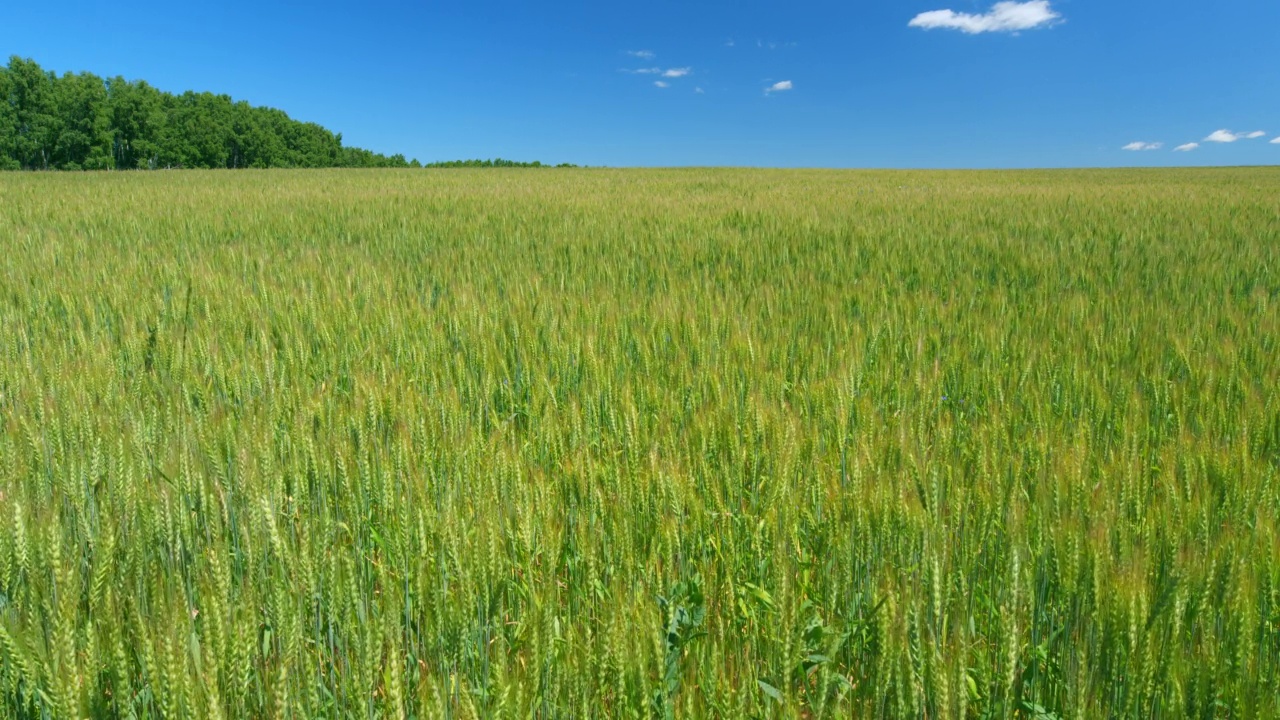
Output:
[
  {"left": 0, "top": 168, "right": 1278, "bottom": 718},
  {"left": 0, "top": 68, "right": 16, "bottom": 170},
  {"left": 5, "top": 56, "right": 60, "bottom": 170},
  {"left": 52, "top": 71, "right": 113, "bottom": 170},
  {"left": 0, "top": 56, "right": 416, "bottom": 170}
]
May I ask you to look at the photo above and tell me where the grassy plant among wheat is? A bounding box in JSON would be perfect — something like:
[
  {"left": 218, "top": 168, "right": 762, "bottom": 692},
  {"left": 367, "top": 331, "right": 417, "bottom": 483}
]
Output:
[{"left": 0, "top": 167, "right": 1278, "bottom": 718}]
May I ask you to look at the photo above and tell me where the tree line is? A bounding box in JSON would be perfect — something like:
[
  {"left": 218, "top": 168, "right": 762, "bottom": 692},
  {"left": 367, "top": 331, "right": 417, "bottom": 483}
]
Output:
[
  {"left": 424, "top": 158, "right": 578, "bottom": 168},
  {"left": 0, "top": 57, "right": 575, "bottom": 171}
]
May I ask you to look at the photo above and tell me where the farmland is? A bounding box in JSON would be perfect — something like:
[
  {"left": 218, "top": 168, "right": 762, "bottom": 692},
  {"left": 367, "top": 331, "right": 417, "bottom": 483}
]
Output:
[{"left": 1, "top": 168, "right": 1278, "bottom": 718}]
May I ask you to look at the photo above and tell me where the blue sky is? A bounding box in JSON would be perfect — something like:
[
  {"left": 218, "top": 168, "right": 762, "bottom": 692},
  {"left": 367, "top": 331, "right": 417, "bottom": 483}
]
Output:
[{"left": 3, "top": 0, "right": 1278, "bottom": 168}]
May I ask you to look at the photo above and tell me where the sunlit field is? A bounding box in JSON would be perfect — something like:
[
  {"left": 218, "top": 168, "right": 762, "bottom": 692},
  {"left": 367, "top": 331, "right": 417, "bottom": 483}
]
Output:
[{"left": 1, "top": 168, "right": 1278, "bottom": 718}]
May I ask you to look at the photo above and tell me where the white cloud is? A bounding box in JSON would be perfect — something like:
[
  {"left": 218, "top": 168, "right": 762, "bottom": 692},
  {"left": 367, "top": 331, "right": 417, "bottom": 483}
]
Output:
[
  {"left": 1204, "top": 129, "right": 1267, "bottom": 143},
  {"left": 1272, "top": 137, "right": 1280, "bottom": 144},
  {"left": 627, "top": 50, "right": 655, "bottom": 59},
  {"left": 623, "top": 67, "right": 691, "bottom": 77},
  {"left": 654, "top": 81, "right": 669, "bottom": 88},
  {"left": 765, "top": 80, "right": 794, "bottom": 93},
  {"left": 909, "top": 1, "right": 1061, "bottom": 34},
  {"left": 1174, "top": 143, "right": 1199, "bottom": 152},
  {"left": 1123, "top": 141, "right": 1162, "bottom": 151},
  {"left": 694, "top": 87, "right": 705, "bottom": 94}
]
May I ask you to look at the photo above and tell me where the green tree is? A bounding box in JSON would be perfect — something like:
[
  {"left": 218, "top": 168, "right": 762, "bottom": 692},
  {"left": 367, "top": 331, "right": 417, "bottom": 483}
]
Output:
[
  {"left": 106, "top": 77, "right": 166, "bottom": 169},
  {"left": 158, "top": 91, "right": 231, "bottom": 168},
  {"left": 53, "top": 71, "right": 113, "bottom": 170},
  {"left": 6, "top": 56, "right": 61, "bottom": 169},
  {"left": 228, "top": 100, "right": 278, "bottom": 168},
  {"left": 0, "top": 62, "right": 20, "bottom": 170}
]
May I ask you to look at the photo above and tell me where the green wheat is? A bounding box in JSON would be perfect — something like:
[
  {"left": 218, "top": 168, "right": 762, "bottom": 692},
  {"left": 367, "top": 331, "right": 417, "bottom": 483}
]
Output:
[{"left": 0, "top": 167, "right": 1278, "bottom": 718}]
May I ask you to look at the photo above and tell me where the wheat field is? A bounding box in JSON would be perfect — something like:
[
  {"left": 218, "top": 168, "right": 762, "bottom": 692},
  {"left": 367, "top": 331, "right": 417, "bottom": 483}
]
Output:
[{"left": 1, "top": 168, "right": 1278, "bottom": 718}]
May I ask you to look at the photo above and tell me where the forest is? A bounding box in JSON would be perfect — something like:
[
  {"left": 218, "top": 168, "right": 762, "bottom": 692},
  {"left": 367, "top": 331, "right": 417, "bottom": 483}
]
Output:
[{"left": 0, "top": 56, "right": 534, "bottom": 171}]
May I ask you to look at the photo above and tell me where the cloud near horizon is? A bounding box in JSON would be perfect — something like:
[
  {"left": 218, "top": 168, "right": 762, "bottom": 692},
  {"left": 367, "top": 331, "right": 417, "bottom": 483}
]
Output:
[
  {"left": 1122, "top": 141, "right": 1162, "bottom": 151},
  {"left": 662, "top": 68, "right": 691, "bottom": 78},
  {"left": 1174, "top": 143, "right": 1199, "bottom": 152},
  {"left": 765, "top": 80, "right": 793, "bottom": 93},
  {"left": 909, "top": 1, "right": 1061, "bottom": 34},
  {"left": 1205, "top": 129, "right": 1266, "bottom": 143}
]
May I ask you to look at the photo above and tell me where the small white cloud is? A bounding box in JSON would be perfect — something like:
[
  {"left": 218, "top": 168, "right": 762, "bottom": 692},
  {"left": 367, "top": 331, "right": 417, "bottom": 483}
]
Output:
[
  {"left": 694, "top": 87, "right": 705, "bottom": 94},
  {"left": 909, "top": 1, "right": 1061, "bottom": 34},
  {"left": 765, "top": 80, "right": 793, "bottom": 93},
  {"left": 1174, "top": 143, "right": 1199, "bottom": 152},
  {"left": 624, "top": 67, "right": 691, "bottom": 77},
  {"left": 1123, "top": 141, "right": 1162, "bottom": 151},
  {"left": 627, "top": 50, "right": 655, "bottom": 59},
  {"left": 1272, "top": 137, "right": 1280, "bottom": 144},
  {"left": 654, "top": 81, "right": 669, "bottom": 88},
  {"left": 1204, "top": 129, "right": 1266, "bottom": 143}
]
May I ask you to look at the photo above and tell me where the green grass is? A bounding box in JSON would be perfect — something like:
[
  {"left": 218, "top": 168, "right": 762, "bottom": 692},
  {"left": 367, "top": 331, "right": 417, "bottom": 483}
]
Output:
[{"left": 0, "top": 167, "right": 1278, "bottom": 718}]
